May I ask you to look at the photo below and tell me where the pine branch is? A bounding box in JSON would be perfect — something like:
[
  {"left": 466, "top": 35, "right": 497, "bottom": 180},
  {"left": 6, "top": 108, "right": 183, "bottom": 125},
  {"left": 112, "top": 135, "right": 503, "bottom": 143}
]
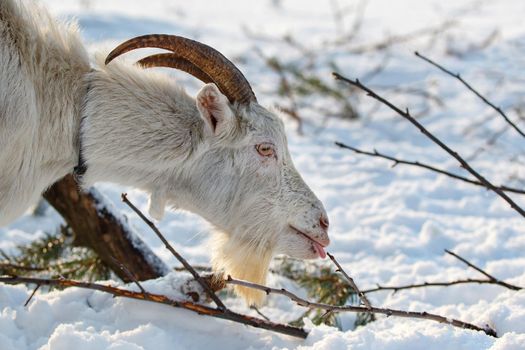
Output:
[
  {"left": 0, "top": 263, "right": 45, "bottom": 272},
  {"left": 414, "top": 51, "right": 525, "bottom": 138},
  {"left": 332, "top": 72, "right": 525, "bottom": 219},
  {"left": 275, "top": 258, "right": 365, "bottom": 327},
  {"left": 0, "top": 231, "right": 111, "bottom": 281},
  {"left": 334, "top": 142, "right": 525, "bottom": 195},
  {"left": 0, "top": 276, "right": 307, "bottom": 339}
]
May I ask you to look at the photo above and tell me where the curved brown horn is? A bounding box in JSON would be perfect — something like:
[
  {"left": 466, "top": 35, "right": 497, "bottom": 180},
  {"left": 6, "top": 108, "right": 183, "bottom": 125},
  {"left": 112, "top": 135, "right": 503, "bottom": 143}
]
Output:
[
  {"left": 136, "top": 53, "right": 214, "bottom": 84},
  {"left": 106, "top": 34, "right": 257, "bottom": 104}
]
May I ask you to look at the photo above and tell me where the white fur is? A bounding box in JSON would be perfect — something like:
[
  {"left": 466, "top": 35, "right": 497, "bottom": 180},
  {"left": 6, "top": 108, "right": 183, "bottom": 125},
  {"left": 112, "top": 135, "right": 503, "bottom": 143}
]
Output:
[{"left": 0, "top": 0, "right": 330, "bottom": 305}]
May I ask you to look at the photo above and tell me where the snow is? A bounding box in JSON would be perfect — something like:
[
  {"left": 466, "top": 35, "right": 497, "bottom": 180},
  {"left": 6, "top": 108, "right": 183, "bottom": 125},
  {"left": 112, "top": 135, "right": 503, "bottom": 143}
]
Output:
[{"left": 1, "top": 0, "right": 525, "bottom": 349}]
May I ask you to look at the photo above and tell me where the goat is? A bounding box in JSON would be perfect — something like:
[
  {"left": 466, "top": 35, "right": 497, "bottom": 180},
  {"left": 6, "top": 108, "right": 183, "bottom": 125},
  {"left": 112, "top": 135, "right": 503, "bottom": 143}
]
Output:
[{"left": 0, "top": 0, "right": 330, "bottom": 304}]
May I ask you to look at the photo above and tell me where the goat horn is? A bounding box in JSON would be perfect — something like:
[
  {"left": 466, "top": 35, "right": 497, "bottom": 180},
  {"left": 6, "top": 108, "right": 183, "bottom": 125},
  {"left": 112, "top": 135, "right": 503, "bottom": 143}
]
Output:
[
  {"left": 136, "top": 53, "right": 214, "bottom": 84},
  {"left": 105, "top": 34, "right": 257, "bottom": 104}
]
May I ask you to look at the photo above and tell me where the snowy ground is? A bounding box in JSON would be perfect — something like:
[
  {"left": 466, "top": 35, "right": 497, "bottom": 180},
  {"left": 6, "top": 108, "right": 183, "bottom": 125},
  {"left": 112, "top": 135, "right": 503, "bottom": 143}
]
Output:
[{"left": 1, "top": 0, "right": 525, "bottom": 349}]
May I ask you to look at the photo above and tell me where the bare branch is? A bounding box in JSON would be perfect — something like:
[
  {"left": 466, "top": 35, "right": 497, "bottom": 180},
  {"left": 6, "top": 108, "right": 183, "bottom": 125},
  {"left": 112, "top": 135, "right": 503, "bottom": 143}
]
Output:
[
  {"left": 332, "top": 72, "right": 525, "bottom": 219},
  {"left": 110, "top": 256, "right": 147, "bottom": 295},
  {"left": 445, "top": 250, "right": 521, "bottom": 291},
  {"left": 250, "top": 305, "right": 271, "bottom": 322},
  {"left": 0, "top": 276, "right": 307, "bottom": 339},
  {"left": 24, "top": 284, "right": 40, "bottom": 307},
  {"left": 226, "top": 276, "right": 497, "bottom": 337},
  {"left": 255, "top": 48, "right": 303, "bottom": 133},
  {"left": 335, "top": 142, "right": 525, "bottom": 195},
  {"left": 121, "top": 193, "right": 226, "bottom": 310},
  {"left": 327, "top": 252, "right": 372, "bottom": 309},
  {"left": 345, "top": 20, "right": 456, "bottom": 53},
  {"left": 362, "top": 278, "right": 522, "bottom": 294},
  {"left": 359, "top": 250, "right": 522, "bottom": 294},
  {"left": 415, "top": 51, "right": 525, "bottom": 138}
]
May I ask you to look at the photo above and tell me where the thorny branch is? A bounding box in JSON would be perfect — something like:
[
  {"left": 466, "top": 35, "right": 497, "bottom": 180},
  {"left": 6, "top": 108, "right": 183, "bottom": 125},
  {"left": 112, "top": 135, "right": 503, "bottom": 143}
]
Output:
[
  {"left": 333, "top": 72, "right": 525, "bottom": 219},
  {"left": 225, "top": 276, "right": 497, "bottom": 337},
  {"left": 334, "top": 142, "right": 525, "bottom": 195},
  {"left": 121, "top": 193, "right": 226, "bottom": 310},
  {"left": 0, "top": 276, "right": 307, "bottom": 339},
  {"left": 415, "top": 51, "right": 525, "bottom": 138}
]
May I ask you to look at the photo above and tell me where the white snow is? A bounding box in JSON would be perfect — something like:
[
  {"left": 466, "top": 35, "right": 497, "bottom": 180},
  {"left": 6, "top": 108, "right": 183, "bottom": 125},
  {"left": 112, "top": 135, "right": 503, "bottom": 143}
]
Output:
[{"left": 1, "top": 0, "right": 525, "bottom": 349}]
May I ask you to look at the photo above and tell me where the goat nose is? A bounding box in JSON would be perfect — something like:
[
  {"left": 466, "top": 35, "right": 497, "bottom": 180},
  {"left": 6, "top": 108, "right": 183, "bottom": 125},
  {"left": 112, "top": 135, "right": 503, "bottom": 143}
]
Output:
[{"left": 320, "top": 214, "right": 329, "bottom": 231}]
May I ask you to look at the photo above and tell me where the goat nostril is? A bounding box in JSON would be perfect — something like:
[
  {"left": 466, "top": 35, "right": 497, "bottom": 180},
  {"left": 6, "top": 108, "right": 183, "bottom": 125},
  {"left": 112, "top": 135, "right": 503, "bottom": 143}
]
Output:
[{"left": 320, "top": 215, "right": 329, "bottom": 230}]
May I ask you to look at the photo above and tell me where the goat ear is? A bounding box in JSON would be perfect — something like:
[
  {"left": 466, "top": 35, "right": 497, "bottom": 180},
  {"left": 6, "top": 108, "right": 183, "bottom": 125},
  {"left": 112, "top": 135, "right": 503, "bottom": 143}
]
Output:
[{"left": 196, "top": 83, "right": 234, "bottom": 135}]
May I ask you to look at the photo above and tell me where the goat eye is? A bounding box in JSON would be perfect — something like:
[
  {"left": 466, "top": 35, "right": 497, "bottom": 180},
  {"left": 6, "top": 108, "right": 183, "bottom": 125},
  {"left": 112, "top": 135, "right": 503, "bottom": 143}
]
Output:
[{"left": 256, "top": 143, "right": 275, "bottom": 157}]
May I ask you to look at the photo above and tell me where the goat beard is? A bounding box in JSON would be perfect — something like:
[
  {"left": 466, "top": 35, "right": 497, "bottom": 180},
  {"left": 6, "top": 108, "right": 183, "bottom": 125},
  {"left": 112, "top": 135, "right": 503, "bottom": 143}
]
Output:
[{"left": 211, "top": 230, "right": 274, "bottom": 306}]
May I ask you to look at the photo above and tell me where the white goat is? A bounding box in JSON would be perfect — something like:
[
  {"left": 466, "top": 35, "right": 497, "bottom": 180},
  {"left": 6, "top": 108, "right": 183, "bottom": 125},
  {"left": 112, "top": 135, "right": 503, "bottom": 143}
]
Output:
[{"left": 0, "top": 0, "right": 330, "bottom": 304}]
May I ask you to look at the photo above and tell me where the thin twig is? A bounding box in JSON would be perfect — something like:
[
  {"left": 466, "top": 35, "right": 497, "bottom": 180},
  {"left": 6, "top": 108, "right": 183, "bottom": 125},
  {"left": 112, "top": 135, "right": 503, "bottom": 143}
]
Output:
[
  {"left": 445, "top": 250, "right": 521, "bottom": 291},
  {"left": 0, "top": 276, "right": 307, "bottom": 339},
  {"left": 226, "top": 276, "right": 497, "bottom": 337},
  {"left": 362, "top": 252, "right": 523, "bottom": 293},
  {"left": 327, "top": 252, "right": 372, "bottom": 309},
  {"left": 345, "top": 20, "right": 456, "bottom": 53},
  {"left": 333, "top": 72, "right": 525, "bottom": 219},
  {"left": 335, "top": 142, "right": 525, "bottom": 195},
  {"left": 110, "top": 256, "right": 147, "bottom": 295},
  {"left": 174, "top": 265, "right": 211, "bottom": 273},
  {"left": 251, "top": 305, "right": 271, "bottom": 322},
  {"left": 415, "top": 51, "right": 525, "bottom": 138},
  {"left": 362, "top": 278, "right": 522, "bottom": 294},
  {"left": 24, "top": 284, "right": 40, "bottom": 307},
  {"left": 121, "top": 193, "right": 226, "bottom": 310}
]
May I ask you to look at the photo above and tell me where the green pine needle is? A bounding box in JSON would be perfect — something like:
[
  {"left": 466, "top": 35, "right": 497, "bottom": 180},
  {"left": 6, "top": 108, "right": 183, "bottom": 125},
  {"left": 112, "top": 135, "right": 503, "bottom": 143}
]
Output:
[
  {"left": 274, "top": 258, "right": 375, "bottom": 329},
  {"left": 0, "top": 225, "right": 111, "bottom": 283}
]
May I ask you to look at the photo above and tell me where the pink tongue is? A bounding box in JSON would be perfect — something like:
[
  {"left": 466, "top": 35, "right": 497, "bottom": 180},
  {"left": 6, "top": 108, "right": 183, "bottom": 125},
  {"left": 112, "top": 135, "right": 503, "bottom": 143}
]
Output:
[{"left": 313, "top": 241, "right": 326, "bottom": 259}]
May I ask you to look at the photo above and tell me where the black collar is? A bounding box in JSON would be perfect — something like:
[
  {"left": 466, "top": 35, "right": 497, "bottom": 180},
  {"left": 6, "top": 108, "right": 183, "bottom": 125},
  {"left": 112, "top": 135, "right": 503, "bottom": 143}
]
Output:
[
  {"left": 73, "top": 143, "right": 87, "bottom": 178},
  {"left": 73, "top": 75, "right": 92, "bottom": 179}
]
